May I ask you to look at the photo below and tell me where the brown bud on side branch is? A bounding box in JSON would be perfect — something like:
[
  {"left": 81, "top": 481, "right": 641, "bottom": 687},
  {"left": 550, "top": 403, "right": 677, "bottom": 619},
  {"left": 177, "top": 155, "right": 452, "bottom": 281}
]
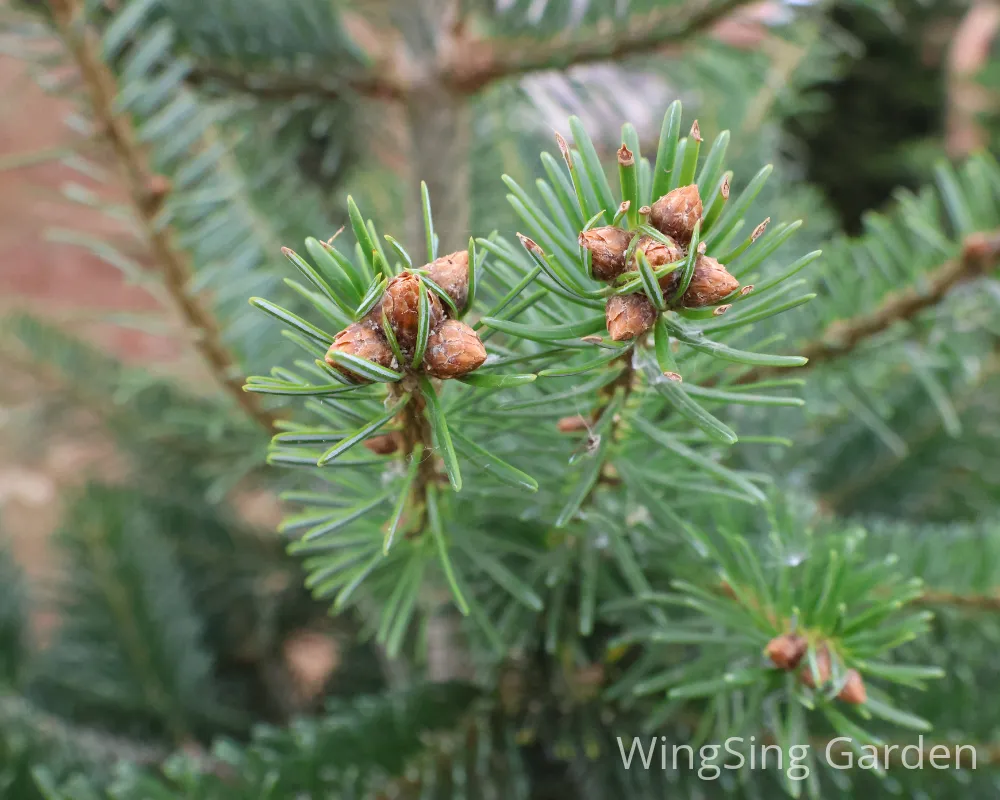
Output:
[
  {"left": 558, "top": 414, "right": 591, "bottom": 433},
  {"left": 660, "top": 255, "right": 739, "bottom": 308},
  {"left": 326, "top": 323, "right": 397, "bottom": 384},
  {"left": 426, "top": 250, "right": 470, "bottom": 312},
  {"left": 765, "top": 634, "right": 808, "bottom": 670},
  {"left": 382, "top": 272, "right": 445, "bottom": 353},
  {"left": 364, "top": 434, "right": 399, "bottom": 455},
  {"left": 636, "top": 235, "right": 684, "bottom": 268},
  {"left": 606, "top": 293, "right": 657, "bottom": 341},
  {"left": 799, "top": 646, "right": 832, "bottom": 689},
  {"left": 837, "top": 669, "right": 867, "bottom": 705},
  {"left": 579, "top": 226, "right": 635, "bottom": 282},
  {"left": 650, "top": 184, "right": 702, "bottom": 243},
  {"left": 423, "top": 319, "right": 487, "bottom": 379}
]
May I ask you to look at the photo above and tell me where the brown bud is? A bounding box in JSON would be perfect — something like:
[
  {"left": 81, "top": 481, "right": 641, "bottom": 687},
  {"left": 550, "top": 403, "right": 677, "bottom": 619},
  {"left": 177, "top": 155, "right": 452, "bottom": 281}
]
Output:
[
  {"left": 649, "top": 184, "right": 703, "bottom": 243},
  {"left": 382, "top": 271, "right": 445, "bottom": 353},
  {"left": 558, "top": 414, "right": 590, "bottom": 433},
  {"left": 636, "top": 235, "right": 685, "bottom": 268},
  {"left": 799, "top": 646, "right": 832, "bottom": 689},
  {"left": 425, "top": 250, "right": 469, "bottom": 312},
  {"left": 751, "top": 217, "right": 770, "bottom": 242},
  {"left": 364, "top": 434, "right": 398, "bottom": 455},
  {"left": 423, "top": 319, "right": 487, "bottom": 379},
  {"left": 659, "top": 255, "right": 739, "bottom": 308},
  {"left": 326, "top": 323, "right": 396, "bottom": 383},
  {"left": 579, "top": 226, "right": 635, "bottom": 282},
  {"left": 617, "top": 143, "right": 634, "bottom": 167},
  {"left": 837, "top": 669, "right": 867, "bottom": 705},
  {"left": 689, "top": 119, "right": 702, "bottom": 143},
  {"left": 606, "top": 293, "right": 657, "bottom": 341},
  {"left": 765, "top": 634, "right": 807, "bottom": 670}
]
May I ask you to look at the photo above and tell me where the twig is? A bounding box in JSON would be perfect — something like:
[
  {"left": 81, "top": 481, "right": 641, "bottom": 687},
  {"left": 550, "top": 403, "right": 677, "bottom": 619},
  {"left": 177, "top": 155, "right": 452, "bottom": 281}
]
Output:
[
  {"left": 916, "top": 589, "right": 1000, "bottom": 612},
  {"left": 441, "top": 0, "right": 756, "bottom": 94},
  {"left": 737, "top": 229, "right": 1000, "bottom": 385},
  {"left": 49, "top": 0, "right": 279, "bottom": 431},
  {"left": 185, "top": 64, "right": 405, "bottom": 102}
]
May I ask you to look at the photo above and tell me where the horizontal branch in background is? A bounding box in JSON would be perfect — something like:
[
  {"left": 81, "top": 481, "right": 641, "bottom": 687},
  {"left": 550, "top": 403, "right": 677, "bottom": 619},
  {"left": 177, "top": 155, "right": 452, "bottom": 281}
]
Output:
[
  {"left": 178, "top": 1, "right": 756, "bottom": 103},
  {"left": 916, "top": 589, "right": 1000, "bottom": 612},
  {"left": 738, "top": 229, "right": 1000, "bottom": 385},
  {"left": 49, "top": 0, "right": 279, "bottom": 431},
  {"left": 442, "top": 0, "right": 755, "bottom": 94},
  {"left": 184, "top": 64, "right": 405, "bottom": 102}
]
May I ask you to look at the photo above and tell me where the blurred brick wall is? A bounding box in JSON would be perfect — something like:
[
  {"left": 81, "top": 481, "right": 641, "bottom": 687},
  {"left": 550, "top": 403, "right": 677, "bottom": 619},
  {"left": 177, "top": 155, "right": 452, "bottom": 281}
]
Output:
[{"left": 0, "top": 51, "right": 175, "bottom": 603}]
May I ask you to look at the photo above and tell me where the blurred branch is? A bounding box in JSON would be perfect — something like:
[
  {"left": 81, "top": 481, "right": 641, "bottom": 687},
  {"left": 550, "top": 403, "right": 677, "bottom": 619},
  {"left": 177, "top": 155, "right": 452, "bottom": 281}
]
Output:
[
  {"left": 916, "top": 589, "right": 1000, "bottom": 612},
  {"left": 184, "top": 64, "right": 405, "bottom": 102},
  {"left": 180, "top": 1, "right": 757, "bottom": 104},
  {"left": 442, "top": 0, "right": 756, "bottom": 94},
  {"left": 0, "top": 694, "right": 171, "bottom": 766},
  {"left": 48, "top": 0, "right": 280, "bottom": 432},
  {"left": 737, "top": 229, "right": 1000, "bottom": 385}
]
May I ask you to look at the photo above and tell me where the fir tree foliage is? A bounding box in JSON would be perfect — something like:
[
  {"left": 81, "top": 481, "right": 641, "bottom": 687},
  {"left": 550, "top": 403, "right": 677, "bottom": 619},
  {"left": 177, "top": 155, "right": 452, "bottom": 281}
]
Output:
[{"left": 4, "top": 0, "right": 1000, "bottom": 798}]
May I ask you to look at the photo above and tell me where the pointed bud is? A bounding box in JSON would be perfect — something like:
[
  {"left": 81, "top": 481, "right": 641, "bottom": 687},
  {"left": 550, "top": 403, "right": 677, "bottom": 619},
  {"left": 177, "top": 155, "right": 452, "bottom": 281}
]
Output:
[
  {"left": 740, "top": 285, "right": 754, "bottom": 296},
  {"left": 617, "top": 143, "right": 634, "bottom": 166},
  {"left": 712, "top": 304, "right": 731, "bottom": 316},
  {"left": 426, "top": 250, "right": 469, "bottom": 312},
  {"left": 382, "top": 271, "right": 444, "bottom": 353},
  {"left": 326, "top": 323, "right": 396, "bottom": 383},
  {"left": 423, "top": 319, "right": 487, "bottom": 379},
  {"left": 606, "top": 293, "right": 657, "bottom": 341},
  {"left": 690, "top": 120, "right": 702, "bottom": 143},
  {"left": 837, "top": 669, "right": 867, "bottom": 705},
  {"left": 663, "top": 371, "right": 683, "bottom": 382},
  {"left": 751, "top": 217, "right": 770, "bottom": 242},
  {"left": 721, "top": 175, "right": 730, "bottom": 200},
  {"left": 558, "top": 414, "right": 590, "bottom": 433},
  {"left": 364, "top": 434, "right": 399, "bottom": 455},
  {"left": 517, "top": 232, "right": 543, "bottom": 255},
  {"left": 799, "top": 646, "right": 832, "bottom": 689},
  {"left": 659, "top": 255, "right": 739, "bottom": 308},
  {"left": 765, "top": 634, "right": 807, "bottom": 670},
  {"left": 143, "top": 174, "right": 171, "bottom": 211},
  {"left": 554, "top": 131, "right": 572, "bottom": 168},
  {"left": 579, "top": 226, "right": 636, "bottom": 282},
  {"left": 636, "top": 235, "right": 684, "bottom": 268},
  {"left": 649, "top": 184, "right": 703, "bottom": 242}
]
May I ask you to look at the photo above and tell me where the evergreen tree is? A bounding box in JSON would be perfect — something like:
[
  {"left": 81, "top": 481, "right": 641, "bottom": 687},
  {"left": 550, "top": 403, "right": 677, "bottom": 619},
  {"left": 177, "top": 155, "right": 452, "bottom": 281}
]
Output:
[{"left": 2, "top": 0, "right": 1000, "bottom": 797}]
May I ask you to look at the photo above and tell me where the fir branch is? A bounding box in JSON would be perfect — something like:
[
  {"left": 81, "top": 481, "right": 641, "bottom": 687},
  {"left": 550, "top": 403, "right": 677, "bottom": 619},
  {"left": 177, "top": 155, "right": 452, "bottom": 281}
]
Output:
[
  {"left": 0, "top": 694, "right": 170, "bottom": 767},
  {"left": 392, "top": 382, "right": 439, "bottom": 533},
  {"left": 442, "top": 0, "right": 755, "bottom": 94},
  {"left": 184, "top": 63, "right": 405, "bottom": 102},
  {"left": 49, "top": 0, "right": 279, "bottom": 431},
  {"left": 916, "top": 589, "right": 1000, "bottom": 612},
  {"left": 819, "top": 344, "right": 1000, "bottom": 511},
  {"left": 737, "top": 229, "right": 1000, "bottom": 385}
]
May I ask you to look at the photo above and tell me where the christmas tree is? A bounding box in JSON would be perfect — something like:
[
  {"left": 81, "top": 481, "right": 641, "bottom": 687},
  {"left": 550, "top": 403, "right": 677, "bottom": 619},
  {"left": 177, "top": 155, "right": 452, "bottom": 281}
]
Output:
[{"left": 2, "top": 0, "right": 1000, "bottom": 797}]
